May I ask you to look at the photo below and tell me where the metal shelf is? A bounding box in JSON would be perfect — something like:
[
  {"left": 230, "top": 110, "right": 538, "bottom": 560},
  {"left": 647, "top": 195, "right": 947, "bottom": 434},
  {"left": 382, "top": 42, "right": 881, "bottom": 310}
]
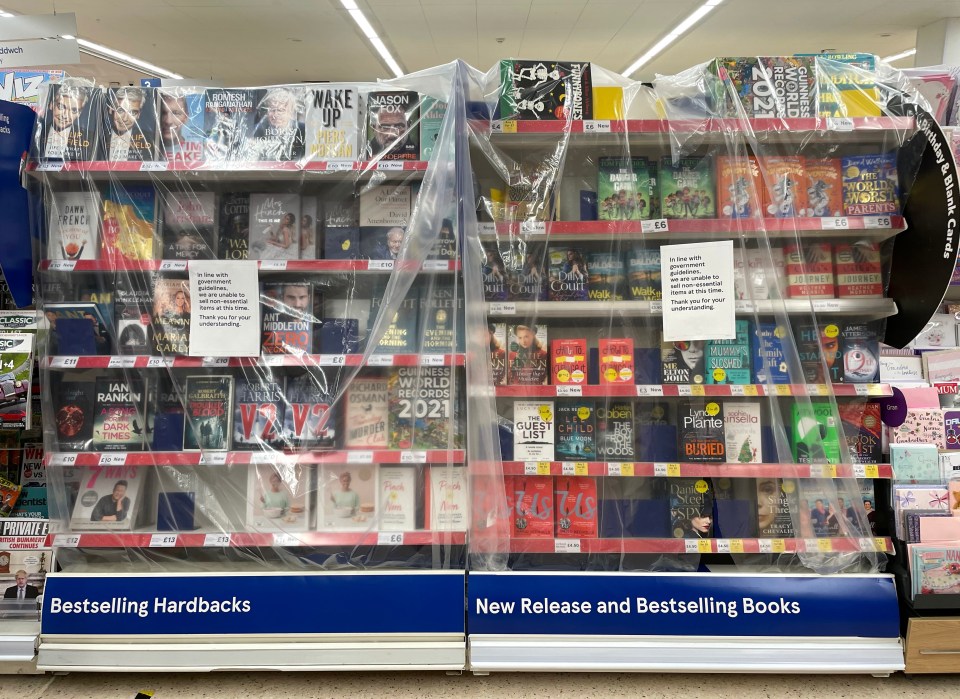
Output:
[
  {"left": 490, "top": 460, "right": 892, "bottom": 480},
  {"left": 46, "top": 449, "right": 465, "bottom": 467},
  {"left": 490, "top": 536, "right": 893, "bottom": 555},
  {"left": 494, "top": 383, "right": 891, "bottom": 398},
  {"left": 46, "top": 353, "right": 465, "bottom": 370},
  {"left": 50, "top": 530, "right": 466, "bottom": 549}
]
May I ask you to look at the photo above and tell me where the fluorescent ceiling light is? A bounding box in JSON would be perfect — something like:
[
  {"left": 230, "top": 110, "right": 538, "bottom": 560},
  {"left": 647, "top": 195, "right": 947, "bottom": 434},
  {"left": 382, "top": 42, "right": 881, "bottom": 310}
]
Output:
[
  {"left": 622, "top": 0, "right": 724, "bottom": 77},
  {"left": 882, "top": 48, "right": 916, "bottom": 63},
  {"left": 339, "top": 0, "right": 404, "bottom": 78}
]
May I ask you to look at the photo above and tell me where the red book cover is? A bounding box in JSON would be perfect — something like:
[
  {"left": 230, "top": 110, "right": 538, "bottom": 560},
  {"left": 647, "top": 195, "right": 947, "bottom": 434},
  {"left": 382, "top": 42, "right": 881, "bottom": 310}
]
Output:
[
  {"left": 511, "top": 475, "right": 554, "bottom": 538},
  {"left": 803, "top": 158, "right": 843, "bottom": 218},
  {"left": 599, "top": 338, "right": 635, "bottom": 384},
  {"left": 761, "top": 156, "right": 807, "bottom": 219},
  {"left": 716, "top": 154, "right": 764, "bottom": 219},
  {"left": 551, "top": 338, "right": 587, "bottom": 385},
  {"left": 554, "top": 476, "right": 598, "bottom": 538},
  {"left": 785, "top": 242, "right": 834, "bottom": 298},
  {"left": 834, "top": 241, "right": 882, "bottom": 298}
]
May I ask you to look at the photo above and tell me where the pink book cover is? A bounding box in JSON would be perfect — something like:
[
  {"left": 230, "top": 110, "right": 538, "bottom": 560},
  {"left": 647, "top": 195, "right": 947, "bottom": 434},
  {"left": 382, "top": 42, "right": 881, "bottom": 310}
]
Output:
[
  {"left": 890, "top": 409, "right": 946, "bottom": 449},
  {"left": 511, "top": 475, "right": 554, "bottom": 538}
]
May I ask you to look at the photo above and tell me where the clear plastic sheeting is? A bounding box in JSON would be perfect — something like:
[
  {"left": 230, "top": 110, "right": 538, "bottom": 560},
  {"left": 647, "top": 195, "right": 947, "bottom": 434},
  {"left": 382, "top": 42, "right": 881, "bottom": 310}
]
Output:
[{"left": 31, "top": 63, "right": 466, "bottom": 574}]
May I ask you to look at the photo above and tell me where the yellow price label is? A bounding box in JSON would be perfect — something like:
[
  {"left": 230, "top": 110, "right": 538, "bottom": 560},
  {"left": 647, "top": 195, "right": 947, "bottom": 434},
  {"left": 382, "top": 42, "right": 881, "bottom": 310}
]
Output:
[
  {"left": 690, "top": 385, "right": 705, "bottom": 396},
  {"left": 822, "top": 464, "right": 837, "bottom": 478},
  {"left": 743, "top": 385, "right": 759, "bottom": 396},
  {"left": 538, "top": 405, "right": 553, "bottom": 422},
  {"left": 705, "top": 402, "right": 720, "bottom": 416},
  {"left": 620, "top": 463, "right": 635, "bottom": 477},
  {"left": 868, "top": 384, "right": 884, "bottom": 396},
  {"left": 694, "top": 479, "right": 709, "bottom": 494},
  {"left": 824, "top": 324, "right": 840, "bottom": 338},
  {"left": 781, "top": 480, "right": 796, "bottom": 494},
  {"left": 875, "top": 537, "right": 888, "bottom": 552},
  {"left": 815, "top": 384, "right": 831, "bottom": 396},
  {"left": 712, "top": 368, "right": 726, "bottom": 382},
  {"left": 864, "top": 464, "right": 880, "bottom": 478},
  {"left": 774, "top": 325, "right": 787, "bottom": 339},
  {"left": 775, "top": 385, "right": 792, "bottom": 396},
  {"left": 556, "top": 369, "right": 571, "bottom": 383},
  {"left": 537, "top": 462, "right": 551, "bottom": 475},
  {"left": 577, "top": 406, "right": 591, "bottom": 420},
  {"left": 573, "top": 462, "right": 589, "bottom": 476},
  {"left": 502, "top": 120, "right": 517, "bottom": 133},
  {"left": 730, "top": 539, "right": 744, "bottom": 554},
  {"left": 772, "top": 539, "right": 786, "bottom": 553},
  {"left": 698, "top": 539, "right": 712, "bottom": 553},
  {"left": 817, "top": 539, "right": 833, "bottom": 552},
  {"left": 667, "top": 463, "right": 682, "bottom": 477},
  {"left": 604, "top": 368, "right": 618, "bottom": 382}
]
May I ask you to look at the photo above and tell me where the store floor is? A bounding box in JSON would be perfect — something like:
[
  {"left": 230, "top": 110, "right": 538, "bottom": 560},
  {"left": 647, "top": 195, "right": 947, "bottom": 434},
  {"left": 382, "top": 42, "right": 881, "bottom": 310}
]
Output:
[{"left": 1, "top": 671, "right": 959, "bottom": 698}]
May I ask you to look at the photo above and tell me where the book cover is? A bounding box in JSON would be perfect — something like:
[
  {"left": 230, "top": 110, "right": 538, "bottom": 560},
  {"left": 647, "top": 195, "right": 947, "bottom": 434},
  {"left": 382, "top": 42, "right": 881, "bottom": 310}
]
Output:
[
  {"left": 555, "top": 476, "right": 598, "bottom": 538},
  {"left": 556, "top": 401, "right": 596, "bottom": 461},
  {"left": 160, "top": 191, "right": 216, "bottom": 260},
  {"left": 151, "top": 277, "right": 190, "bottom": 355},
  {"left": 597, "top": 156, "right": 649, "bottom": 221},
  {"left": 499, "top": 60, "right": 593, "bottom": 121},
  {"left": 344, "top": 376, "right": 389, "bottom": 449},
  {"left": 717, "top": 154, "right": 763, "bottom": 219},
  {"left": 587, "top": 252, "right": 626, "bottom": 301},
  {"left": 842, "top": 153, "right": 900, "bottom": 216},
  {"left": 53, "top": 377, "right": 94, "bottom": 451},
  {"left": 70, "top": 465, "right": 143, "bottom": 530},
  {"left": 283, "top": 371, "right": 337, "bottom": 448},
  {"left": 247, "top": 463, "right": 310, "bottom": 532},
  {"left": 182, "top": 375, "right": 233, "bottom": 451},
  {"left": 834, "top": 241, "right": 882, "bottom": 298},
  {"left": 627, "top": 247, "right": 662, "bottom": 300},
  {"left": 550, "top": 337, "right": 586, "bottom": 386},
  {"left": 791, "top": 402, "right": 842, "bottom": 463},
  {"left": 482, "top": 244, "right": 508, "bottom": 301},
  {"left": 797, "top": 323, "right": 842, "bottom": 383},
  {"left": 841, "top": 322, "right": 880, "bottom": 383},
  {"left": 261, "top": 282, "right": 314, "bottom": 356},
  {"left": 92, "top": 378, "right": 147, "bottom": 451},
  {"left": 419, "top": 283, "right": 463, "bottom": 354},
  {"left": 114, "top": 276, "right": 152, "bottom": 355},
  {"left": 298, "top": 195, "right": 318, "bottom": 259},
  {"left": 101, "top": 183, "right": 156, "bottom": 264},
  {"left": 661, "top": 339, "right": 705, "bottom": 384},
  {"left": 248, "top": 193, "right": 300, "bottom": 260},
  {"left": 47, "top": 191, "right": 99, "bottom": 261},
  {"left": 41, "top": 81, "right": 100, "bottom": 160},
  {"left": 158, "top": 88, "right": 205, "bottom": 164},
  {"left": 489, "top": 323, "right": 508, "bottom": 387},
  {"left": 203, "top": 88, "right": 257, "bottom": 162},
  {"left": 762, "top": 155, "right": 808, "bottom": 218},
  {"left": 513, "top": 400, "right": 555, "bottom": 462},
  {"left": 757, "top": 478, "right": 795, "bottom": 537},
  {"left": 659, "top": 156, "right": 715, "bottom": 219},
  {"left": 318, "top": 464, "right": 378, "bottom": 531},
  {"left": 634, "top": 401, "right": 672, "bottom": 460},
  {"left": 678, "top": 400, "right": 726, "bottom": 463},
  {"left": 303, "top": 84, "right": 360, "bottom": 161},
  {"left": 808, "top": 53, "right": 880, "bottom": 118},
  {"left": 597, "top": 401, "right": 635, "bottom": 461},
  {"left": 322, "top": 197, "right": 360, "bottom": 260},
  {"left": 508, "top": 323, "right": 548, "bottom": 385},
  {"left": 599, "top": 338, "right": 634, "bottom": 385},
  {"left": 670, "top": 478, "right": 714, "bottom": 538},
  {"left": 379, "top": 466, "right": 417, "bottom": 531},
  {"left": 45, "top": 302, "right": 111, "bottom": 356},
  {"left": 508, "top": 244, "right": 549, "bottom": 301},
  {"left": 547, "top": 246, "right": 589, "bottom": 301},
  {"left": 724, "top": 401, "right": 762, "bottom": 463},
  {"left": 803, "top": 158, "right": 843, "bottom": 217},
  {"left": 891, "top": 409, "right": 946, "bottom": 449},
  {"left": 752, "top": 323, "right": 790, "bottom": 383},
  {"left": 148, "top": 375, "right": 184, "bottom": 451},
  {"left": 359, "top": 184, "right": 411, "bottom": 228},
  {"left": 511, "top": 475, "right": 554, "bottom": 537},
  {"left": 217, "top": 193, "right": 249, "bottom": 260},
  {"left": 365, "top": 90, "right": 419, "bottom": 160},
  {"left": 246, "top": 86, "right": 305, "bottom": 161},
  {"left": 426, "top": 465, "right": 468, "bottom": 531},
  {"left": 369, "top": 290, "right": 419, "bottom": 354},
  {"left": 0, "top": 333, "right": 31, "bottom": 430},
  {"left": 706, "top": 320, "right": 750, "bottom": 384},
  {"left": 233, "top": 378, "right": 285, "bottom": 451},
  {"left": 419, "top": 97, "right": 446, "bottom": 161},
  {"left": 718, "top": 57, "right": 815, "bottom": 118}
]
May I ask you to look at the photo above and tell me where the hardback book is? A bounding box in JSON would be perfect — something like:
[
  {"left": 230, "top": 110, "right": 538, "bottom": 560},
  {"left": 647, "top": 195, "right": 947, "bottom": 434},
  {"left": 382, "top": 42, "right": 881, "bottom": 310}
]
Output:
[
  {"left": 217, "top": 193, "right": 250, "bottom": 260},
  {"left": 101, "top": 183, "right": 157, "bottom": 265},
  {"left": 587, "top": 252, "right": 626, "bottom": 301},
  {"left": 597, "top": 156, "right": 649, "bottom": 221},
  {"left": 840, "top": 322, "right": 880, "bottom": 383},
  {"left": 717, "top": 56, "right": 816, "bottom": 118},
  {"left": 0, "top": 333, "right": 32, "bottom": 430},
  {"left": 678, "top": 400, "right": 726, "bottom": 463},
  {"left": 246, "top": 86, "right": 305, "bottom": 161},
  {"left": 556, "top": 401, "right": 597, "bottom": 461},
  {"left": 842, "top": 153, "right": 900, "bottom": 216},
  {"left": 148, "top": 375, "right": 184, "bottom": 451},
  {"left": 305, "top": 84, "right": 360, "bottom": 161},
  {"left": 510, "top": 475, "right": 555, "bottom": 538},
  {"left": 70, "top": 465, "right": 143, "bottom": 530},
  {"left": 834, "top": 241, "right": 882, "bottom": 298},
  {"left": 47, "top": 191, "right": 100, "bottom": 261},
  {"left": 419, "top": 283, "right": 464, "bottom": 354},
  {"left": 761, "top": 156, "right": 807, "bottom": 219},
  {"left": 752, "top": 323, "right": 791, "bottom": 383},
  {"left": 41, "top": 80, "right": 100, "bottom": 160},
  {"left": 489, "top": 322, "right": 508, "bottom": 386},
  {"left": 890, "top": 409, "right": 947, "bottom": 449},
  {"left": 724, "top": 401, "right": 762, "bottom": 463},
  {"left": 803, "top": 158, "right": 843, "bottom": 217},
  {"left": 359, "top": 184, "right": 411, "bottom": 228},
  {"left": 513, "top": 400, "right": 555, "bottom": 462},
  {"left": 599, "top": 338, "right": 634, "bottom": 385},
  {"left": 158, "top": 87, "right": 206, "bottom": 164},
  {"left": 261, "top": 282, "right": 314, "bottom": 356},
  {"left": 53, "top": 376, "right": 96, "bottom": 451},
  {"left": 151, "top": 277, "right": 191, "bottom": 355},
  {"left": 659, "top": 156, "right": 715, "bottom": 219},
  {"left": 425, "top": 465, "right": 468, "bottom": 531},
  {"left": 791, "top": 402, "right": 842, "bottom": 463},
  {"left": 247, "top": 463, "right": 310, "bottom": 532},
  {"left": 91, "top": 378, "right": 147, "bottom": 451},
  {"left": 298, "top": 196, "right": 318, "bottom": 260},
  {"left": 555, "top": 476, "right": 598, "bottom": 538},
  {"left": 379, "top": 466, "right": 417, "bottom": 531},
  {"left": 499, "top": 60, "right": 593, "bottom": 121},
  {"left": 838, "top": 402, "right": 883, "bottom": 464},
  {"left": 661, "top": 338, "right": 705, "bottom": 384},
  {"left": 114, "top": 276, "right": 152, "bottom": 355},
  {"left": 322, "top": 197, "right": 361, "bottom": 260},
  {"left": 805, "top": 53, "right": 880, "bottom": 118},
  {"left": 160, "top": 191, "right": 216, "bottom": 260},
  {"left": 597, "top": 401, "right": 635, "bottom": 461},
  {"left": 547, "top": 246, "right": 589, "bottom": 301},
  {"left": 365, "top": 90, "right": 420, "bottom": 161},
  {"left": 706, "top": 320, "right": 750, "bottom": 384},
  {"left": 387, "top": 366, "right": 459, "bottom": 450},
  {"left": 248, "top": 193, "right": 301, "bottom": 260},
  {"left": 716, "top": 154, "right": 764, "bottom": 219},
  {"left": 757, "top": 478, "right": 796, "bottom": 537},
  {"left": 233, "top": 378, "right": 285, "bottom": 451},
  {"left": 344, "top": 376, "right": 389, "bottom": 449},
  {"left": 283, "top": 371, "right": 337, "bottom": 448},
  {"left": 370, "top": 290, "right": 420, "bottom": 354},
  {"left": 508, "top": 244, "right": 549, "bottom": 301},
  {"left": 550, "top": 337, "right": 586, "bottom": 386},
  {"left": 418, "top": 98, "right": 446, "bottom": 161},
  {"left": 183, "top": 375, "right": 233, "bottom": 451},
  {"left": 669, "top": 478, "right": 714, "bottom": 538},
  {"left": 627, "top": 248, "right": 662, "bottom": 300},
  {"left": 203, "top": 88, "right": 257, "bottom": 162},
  {"left": 797, "top": 323, "right": 842, "bottom": 383},
  {"left": 76, "top": 284, "right": 116, "bottom": 341},
  {"left": 45, "top": 302, "right": 111, "bottom": 356},
  {"left": 508, "top": 324, "right": 548, "bottom": 385},
  {"left": 482, "top": 244, "right": 508, "bottom": 301},
  {"left": 318, "top": 463, "right": 378, "bottom": 531}
]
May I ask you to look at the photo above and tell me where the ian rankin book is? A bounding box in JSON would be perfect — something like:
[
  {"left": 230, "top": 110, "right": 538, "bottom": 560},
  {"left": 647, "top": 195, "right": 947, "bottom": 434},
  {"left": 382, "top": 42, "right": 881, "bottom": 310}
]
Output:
[
  {"left": 678, "top": 400, "right": 726, "bottom": 463},
  {"left": 345, "top": 376, "right": 389, "bottom": 449},
  {"left": 233, "top": 378, "right": 286, "bottom": 451},
  {"left": 513, "top": 400, "right": 555, "bottom": 462},
  {"left": 70, "top": 464, "right": 143, "bottom": 531},
  {"left": 305, "top": 84, "right": 360, "bottom": 161},
  {"left": 182, "top": 375, "right": 234, "bottom": 451},
  {"left": 47, "top": 191, "right": 100, "bottom": 261},
  {"left": 92, "top": 378, "right": 148, "bottom": 451}
]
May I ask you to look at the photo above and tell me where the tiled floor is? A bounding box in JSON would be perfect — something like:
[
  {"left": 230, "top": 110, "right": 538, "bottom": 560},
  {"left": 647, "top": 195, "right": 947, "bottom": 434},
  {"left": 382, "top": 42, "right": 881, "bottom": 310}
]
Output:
[{"left": 1, "top": 672, "right": 958, "bottom": 699}]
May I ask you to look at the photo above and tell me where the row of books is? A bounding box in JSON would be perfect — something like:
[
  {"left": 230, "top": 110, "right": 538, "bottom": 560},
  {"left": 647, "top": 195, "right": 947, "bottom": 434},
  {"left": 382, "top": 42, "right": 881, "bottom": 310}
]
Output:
[
  {"left": 62, "top": 462, "right": 467, "bottom": 535},
  {"left": 592, "top": 153, "right": 899, "bottom": 222},
  {"left": 47, "top": 183, "right": 455, "bottom": 263},
  {"left": 0, "top": 433, "right": 44, "bottom": 520},
  {"left": 508, "top": 399, "right": 880, "bottom": 466},
  {"left": 483, "top": 241, "right": 883, "bottom": 302},
  {"left": 52, "top": 367, "right": 463, "bottom": 453},
  {"left": 491, "top": 320, "right": 881, "bottom": 387},
  {"left": 486, "top": 475, "right": 877, "bottom": 540},
  {"left": 39, "top": 82, "right": 444, "bottom": 164}
]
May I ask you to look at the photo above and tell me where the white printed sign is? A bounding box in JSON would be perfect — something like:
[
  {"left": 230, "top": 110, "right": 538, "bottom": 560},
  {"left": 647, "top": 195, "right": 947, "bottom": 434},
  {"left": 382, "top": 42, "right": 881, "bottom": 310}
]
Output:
[
  {"left": 188, "top": 261, "right": 261, "bottom": 357},
  {"left": 661, "top": 240, "right": 736, "bottom": 342}
]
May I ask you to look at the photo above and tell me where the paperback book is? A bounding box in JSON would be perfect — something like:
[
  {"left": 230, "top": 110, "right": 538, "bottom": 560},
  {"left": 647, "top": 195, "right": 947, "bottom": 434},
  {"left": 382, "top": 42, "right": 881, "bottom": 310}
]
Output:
[
  {"left": 322, "top": 197, "right": 360, "bottom": 260},
  {"left": 678, "top": 400, "right": 726, "bottom": 463},
  {"left": 596, "top": 401, "right": 634, "bottom": 461},
  {"left": 627, "top": 248, "right": 662, "bottom": 300},
  {"left": 757, "top": 478, "right": 795, "bottom": 537},
  {"left": 670, "top": 478, "right": 714, "bottom": 538},
  {"left": 791, "top": 402, "right": 842, "bottom": 463},
  {"left": 508, "top": 244, "right": 549, "bottom": 301},
  {"left": 659, "top": 156, "right": 715, "bottom": 219},
  {"left": 752, "top": 323, "right": 790, "bottom": 383},
  {"left": 840, "top": 322, "right": 880, "bottom": 383},
  {"left": 556, "top": 401, "right": 596, "bottom": 461},
  {"left": 842, "top": 153, "right": 900, "bottom": 216},
  {"left": 182, "top": 375, "right": 234, "bottom": 451},
  {"left": 716, "top": 154, "right": 763, "bottom": 219},
  {"left": 550, "top": 337, "right": 586, "bottom": 386},
  {"left": 555, "top": 476, "right": 598, "bottom": 538},
  {"left": 379, "top": 466, "right": 417, "bottom": 531},
  {"left": 599, "top": 338, "right": 634, "bottom": 385},
  {"left": 489, "top": 323, "right": 508, "bottom": 386},
  {"left": 217, "top": 193, "right": 250, "bottom": 260},
  {"left": 513, "top": 400, "right": 555, "bottom": 462},
  {"left": 511, "top": 475, "right": 555, "bottom": 538},
  {"left": 54, "top": 376, "right": 96, "bottom": 451},
  {"left": 114, "top": 276, "right": 152, "bottom": 355},
  {"left": 508, "top": 324, "right": 548, "bottom": 385},
  {"left": 834, "top": 241, "right": 882, "bottom": 298},
  {"left": 724, "top": 401, "right": 762, "bottom": 463},
  {"left": 706, "top": 320, "right": 750, "bottom": 384},
  {"left": 597, "top": 156, "right": 649, "bottom": 221},
  {"left": 547, "top": 246, "right": 589, "bottom": 301},
  {"left": 482, "top": 244, "right": 508, "bottom": 301},
  {"left": 587, "top": 252, "right": 625, "bottom": 301},
  {"left": 762, "top": 156, "right": 807, "bottom": 218},
  {"left": 797, "top": 323, "right": 841, "bottom": 383},
  {"left": 803, "top": 158, "right": 843, "bottom": 217}
]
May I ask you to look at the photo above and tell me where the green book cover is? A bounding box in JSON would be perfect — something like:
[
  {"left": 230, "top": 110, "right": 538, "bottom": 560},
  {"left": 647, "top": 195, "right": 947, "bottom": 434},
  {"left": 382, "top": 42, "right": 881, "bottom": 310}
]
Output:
[
  {"left": 791, "top": 402, "right": 841, "bottom": 463},
  {"left": 419, "top": 97, "right": 446, "bottom": 161},
  {"left": 659, "top": 156, "right": 716, "bottom": 219},
  {"left": 597, "top": 156, "right": 650, "bottom": 221}
]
